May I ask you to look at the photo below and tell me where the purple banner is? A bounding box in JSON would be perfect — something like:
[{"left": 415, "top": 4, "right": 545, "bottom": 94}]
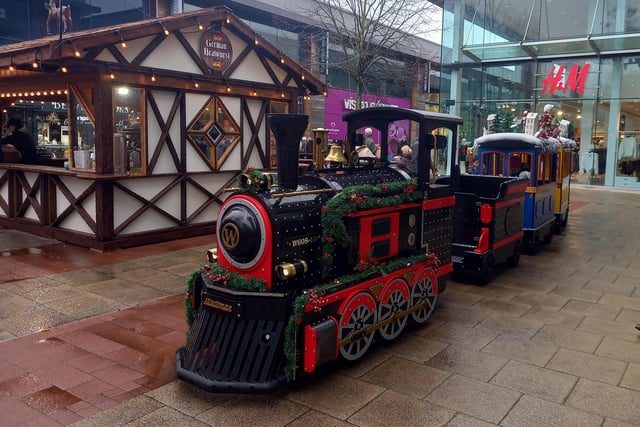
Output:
[{"left": 323, "top": 88, "right": 411, "bottom": 144}]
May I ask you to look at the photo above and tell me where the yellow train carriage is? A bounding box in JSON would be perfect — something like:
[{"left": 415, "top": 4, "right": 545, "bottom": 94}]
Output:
[{"left": 554, "top": 137, "right": 577, "bottom": 233}]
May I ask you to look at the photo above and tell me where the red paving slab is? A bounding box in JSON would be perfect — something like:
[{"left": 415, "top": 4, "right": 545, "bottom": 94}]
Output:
[{"left": 0, "top": 230, "right": 205, "bottom": 425}]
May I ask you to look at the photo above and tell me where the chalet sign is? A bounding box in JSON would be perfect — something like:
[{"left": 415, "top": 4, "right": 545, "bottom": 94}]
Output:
[
  {"left": 200, "top": 30, "right": 233, "bottom": 71},
  {"left": 541, "top": 63, "right": 590, "bottom": 96}
]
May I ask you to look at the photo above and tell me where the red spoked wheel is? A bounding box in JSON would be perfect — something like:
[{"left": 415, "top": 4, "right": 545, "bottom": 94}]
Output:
[
  {"left": 410, "top": 267, "right": 438, "bottom": 324},
  {"left": 338, "top": 292, "right": 377, "bottom": 361},
  {"left": 377, "top": 277, "right": 410, "bottom": 341}
]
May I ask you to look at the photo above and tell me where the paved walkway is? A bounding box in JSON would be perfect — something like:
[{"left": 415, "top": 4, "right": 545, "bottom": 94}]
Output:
[{"left": 1, "top": 184, "right": 640, "bottom": 426}]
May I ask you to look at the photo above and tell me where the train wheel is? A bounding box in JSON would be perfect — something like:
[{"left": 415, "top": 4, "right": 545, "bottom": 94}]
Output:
[
  {"left": 478, "top": 255, "right": 495, "bottom": 285},
  {"left": 378, "top": 278, "right": 410, "bottom": 341},
  {"left": 506, "top": 241, "right": 521, "bottom": 267},
  {"left": 338, "top": 292, "right": 377, "bottom": 361},
  {"left": 410, "top": 268, "right": 438, "bottom": 324}
]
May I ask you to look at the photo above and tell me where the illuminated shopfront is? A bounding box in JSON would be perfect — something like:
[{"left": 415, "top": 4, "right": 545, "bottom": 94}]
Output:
[{"left": 440, "top": 0, "right": 640, "bottom": 188}]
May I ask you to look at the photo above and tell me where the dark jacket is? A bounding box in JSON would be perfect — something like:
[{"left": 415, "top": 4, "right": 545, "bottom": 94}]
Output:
[{"left": 7, "top": 128, "right": 38, "bottom": 164}]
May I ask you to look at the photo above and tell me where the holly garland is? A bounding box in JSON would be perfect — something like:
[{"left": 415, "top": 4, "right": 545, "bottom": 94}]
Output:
[
  {"left": 321, "top": 179, "right": 423, "bottom": 277},
  {"left": 235, "top": 167, "right": 274, "bottom": 194},
  {"left": 184, "top": 262, "right": 268, "bottom": 329}
]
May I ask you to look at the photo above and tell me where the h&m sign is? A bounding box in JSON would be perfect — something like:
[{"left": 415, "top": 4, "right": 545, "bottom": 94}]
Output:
[{"left": 541, "top": 63, "right": 590, "bottom": 96}]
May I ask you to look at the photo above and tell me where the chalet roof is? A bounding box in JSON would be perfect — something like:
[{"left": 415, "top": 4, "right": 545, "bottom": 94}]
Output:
[{"left": 0, "top": 6, "right": 326, "bottom": 95}]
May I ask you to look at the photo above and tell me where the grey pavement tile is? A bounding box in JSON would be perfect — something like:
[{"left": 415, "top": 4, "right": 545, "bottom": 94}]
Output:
[
  {"left": 616, "top": 307, "right": 640, "bottom": 323},
  {"left": 546, "top": 348, "right": 627, "bottom": 385},
  {"left": 531, "top": 324, "right": 602, "bottom": 353},
  {"left": 511, "top": 291, "right": 570, "bottom": 311},
  {"left": 501, "top": 394, "right": 602, "bottom": 427},
  {"left": 471, "top": 298, "right": 532, "bottom": 317},
  {"left": 520, "top": 307, "right": 584, "bottom": 329},
  {"left": 68, "top": 395, "right": 164, "bottom": 427},
  {"left": 480, "top": 335, "right": 558, "bottom": 367},
  {"left": 425, "top": 374, "right": 520, "bottom": 424},
  {"left": 158, "top": 262, "right": 203, "bottom": 276},
  {"left": 284, "top": 372, "right": 384, "bottom": 420},
  {"left": 491, "top": 360, "right": 577, "bottom": 403},
  {"left": 599, "top": 293, "right": 640, "bottom": 311},
  {"left": 577, "top": 317, "right": 640, "bottom": 342},
  {"left": 123, "top": 406, "right": 210, "bottom": 426},
  {"left": 144, "top": 381, "right": 231, "bottom": 417},
  {"left": 475, "top": 314, "right": 543, "bottom": 339},
  {"left": 596, "top": 336, "right": 640, "bottom": 364},
  {"left": 112, "top": 267, "right": 172, "bottom": 282},
  {"left": 90, "top": 262, "right": 145, "bottom": 276},
  {"left": 359, "top": 356, "right": 450, "bottom": 399},
  {"left": 286, "top": 410, "right": 355, "bottom": 427},
  {"left": 382, "top": 334, "right": 449, "bottom": 363},
  {"left": 336, "top": 346, "right": 392, "bottom": 378},
  {"left": 45, "top": 293, "right": 122, "bottom": 320},
  {"left": 621, "top": 363, "right": 640, "bottom": 392},
  {"left": 439, "top": 287, "right": 486, "bottom": 306},
  {"left": 348, "top": 389, "right": 454, "bottom": 427},
  {"left": 444, "top": 413, "right": 497, "bottom": 427},
  {"left": 197, "top": 394, "right": 308, "bottom": 427},
  {"left": 18, "top": 283, "right": 86, "bottom": 304},
  {"left": 48, "top": 269, "right": 115, "bottom": 287},
  {"left": 584, "top": 281, "right": 637, "bottom": 297},
  {"left": 551, "top": 286, "right": 603, "bottom": 303},
  {"left": 1, "top": 305, "right": 74, "bottom": 337},
  {"left": 431, "top": 302, "right": 490, "bottom": 327},
  {"left": 567, "top": 378, "right": 640, "bottom": 425},
  {"left": 79, "top": 278, "right": 170, "bottom": 306},
  {"left": 500, "top": 278, "right": 558, "bottom": 293},
  {"left": 424, "top": 321, "right": 499, "bottom": 351},
  {"left": 0, "top": 275, "right": 65, "bottom": 294},
  {"left": 425, "top": 345, "right": 508, "bottom": 382},
  {"left": 561, "top": 299, "right": 621, "bottom": 321},
  {"left": 141, "top": 274, "right": 186, "bottom": 294},
  {"left": 462, "top": 284, "right": 522, "bottom": 302},
  {"left": 603, "top": 418, "right": 640, "bottom": 427}
]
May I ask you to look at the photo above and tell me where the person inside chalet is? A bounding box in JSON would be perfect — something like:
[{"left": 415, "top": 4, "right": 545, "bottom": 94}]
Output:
[{"left": 2, "top": 118, "right": 38, "bottom": 164}]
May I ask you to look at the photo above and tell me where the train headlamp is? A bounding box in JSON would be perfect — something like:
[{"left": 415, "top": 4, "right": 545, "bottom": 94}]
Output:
[
  {"left": 206, "top": 247, "right": 218, "bottom": 262},
  {"left": 276, "top": 260, "right": 308, "bottom": 280}
]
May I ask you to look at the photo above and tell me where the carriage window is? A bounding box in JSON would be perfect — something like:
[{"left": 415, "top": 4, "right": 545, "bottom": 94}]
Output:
[
  {"left": 509, "top": 153, "right": 532, "bottom": 181},
  {"left": 113, "top": 87, "right": 145, "bottom": 175},
  {"left": 481, "top": 152, "right": 505, "bottom": 176}
]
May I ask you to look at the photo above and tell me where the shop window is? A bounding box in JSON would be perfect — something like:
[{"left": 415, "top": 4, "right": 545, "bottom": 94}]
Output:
[
  {"left": 187, "top": 98, "right": 240, "bottom": 169},
  {"left": 113, "top": 87, "right": 145, "bottom": 175},
  {"left": 69, "top": 91, "right": 95, "bottom": 171}
]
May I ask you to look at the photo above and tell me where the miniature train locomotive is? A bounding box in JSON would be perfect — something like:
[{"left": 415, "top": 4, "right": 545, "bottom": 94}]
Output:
[{"left": 176, "top": 107, "right": 463, "bottom": 392}]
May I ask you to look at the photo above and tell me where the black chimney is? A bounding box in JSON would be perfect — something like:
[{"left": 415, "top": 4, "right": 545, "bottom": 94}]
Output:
[{"left": 268, "top": 113, "right": 309, "bottom": 190}]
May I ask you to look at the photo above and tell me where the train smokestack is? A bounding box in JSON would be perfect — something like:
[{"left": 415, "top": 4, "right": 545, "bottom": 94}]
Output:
[{"left": 268, "top": 114, "right": 309, "bottom": 190}]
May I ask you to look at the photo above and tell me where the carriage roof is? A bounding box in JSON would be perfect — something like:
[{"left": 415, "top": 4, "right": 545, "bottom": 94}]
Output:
[{"left": 474, "top": 133, "right": 574, "bottom": 153}]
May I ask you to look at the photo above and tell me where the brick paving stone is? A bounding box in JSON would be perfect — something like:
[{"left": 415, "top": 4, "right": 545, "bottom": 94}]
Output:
[
  {"left": 547, "top": 348, "right": 627, "bottom": 385},
  {"left": 425, "top": 321, "right": 499, "bottom": 351},
  {"left": 531, "top": 324, "right": 603, "bottom": 353},
  {"left": 425, "top": 345, "right": 508, "bottom": 382},
  {"left": 502, "top": 394, "right": 602, "bottom": 427},
  {"left": 621, "top": 363, "right": 640, "bottom": 392},
  {"left": 425, "top": 374, "right": 520, "bottom": 424},
  {"left": 567, "top": 378, "right": 640, "bottom": 425},
  {"left": 491, "top": 360, "right": 577, "bottom": 403},
  {"left": 196, "top": 394, "right": 308, "bottom": 427},
  {"left": 348, "top": 389, "right": 455, "bottom": 426},
  {"left": 359, "top": 356, "right": 449, "bottom": 399},
  {"left": 596, "top": 336, "right": 640, "bottom": 364},
  {"left": 480, "top": 335, "right": 558, "bottom": 367}
]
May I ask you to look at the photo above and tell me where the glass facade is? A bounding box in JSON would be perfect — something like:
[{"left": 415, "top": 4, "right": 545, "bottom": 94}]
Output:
[{"left": 441, "top": 0, "right": 640, "bottom": 188}]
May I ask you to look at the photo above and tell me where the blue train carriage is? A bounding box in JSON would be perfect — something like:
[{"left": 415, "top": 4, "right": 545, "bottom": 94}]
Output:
[
  {"left": 554, "top": 136, "right": 577, "bottom": 233},
  {"left": 451, "top": 174, "right": 528, "bottom": 284},
  {"left": 474, "top": 133, "right": 559, "bottom": 254}
]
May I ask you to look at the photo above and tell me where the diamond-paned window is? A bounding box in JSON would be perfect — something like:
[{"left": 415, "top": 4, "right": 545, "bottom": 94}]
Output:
[{"left": 188, "top": 98, "right": 240, "bottom": 168}]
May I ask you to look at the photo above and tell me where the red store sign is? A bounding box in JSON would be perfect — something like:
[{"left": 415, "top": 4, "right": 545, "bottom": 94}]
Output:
[
  {"left": 541, "top": 63, "right": 590, "bottom": 96},
  {"left": 200, "top": 30, "right": 233, "bottom": 71}
]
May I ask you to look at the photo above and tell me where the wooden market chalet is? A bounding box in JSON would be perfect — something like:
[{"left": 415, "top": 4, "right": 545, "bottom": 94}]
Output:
[{"left": 0, "top": 7, "right": 326, "bottom": 250}]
